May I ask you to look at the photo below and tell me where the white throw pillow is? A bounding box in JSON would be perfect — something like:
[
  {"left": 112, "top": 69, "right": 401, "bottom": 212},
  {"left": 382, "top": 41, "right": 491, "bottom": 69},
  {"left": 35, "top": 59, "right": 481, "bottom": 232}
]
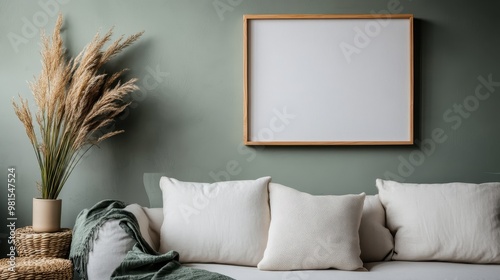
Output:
[
  {"left": 87, "top": 205, "right": 163, "bottom": 279},
  {"left": 159, "top": 176, "right": 271, "bottom": 266},
  {"left": 258, "top": 183, "right": 365, "bottom": 271},
  {"left": 359, "top": 195, "right": 394, "bottom": 262},
  {"left": 377, "top": 179, "right": 500, "bottom": 263}
]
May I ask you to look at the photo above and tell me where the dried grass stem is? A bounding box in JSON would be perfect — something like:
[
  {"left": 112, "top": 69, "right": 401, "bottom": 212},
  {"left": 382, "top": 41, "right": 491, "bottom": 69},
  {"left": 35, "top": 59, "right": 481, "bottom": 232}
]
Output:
[{"left": 12, "top": 14, "right": 143, "bottom": 199}]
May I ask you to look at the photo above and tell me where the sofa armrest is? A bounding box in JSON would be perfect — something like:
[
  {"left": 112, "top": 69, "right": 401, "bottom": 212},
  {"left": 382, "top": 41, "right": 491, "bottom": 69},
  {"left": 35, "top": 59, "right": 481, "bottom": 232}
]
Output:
[
  {"left": 87, "top": 219, "right": 136, "bottom": 280},
  {"left": 124, "top": 204, "right": 163, "bottom": 252},
  {"left": 86, "top": 204, "right": 163, "bottom": 280}
]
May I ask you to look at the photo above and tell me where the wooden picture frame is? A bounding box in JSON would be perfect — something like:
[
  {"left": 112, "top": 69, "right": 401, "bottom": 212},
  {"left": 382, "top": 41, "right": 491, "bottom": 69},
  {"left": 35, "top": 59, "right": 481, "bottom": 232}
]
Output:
[{"left": 243, "top": 14, "right": 414, "bottom": 145}]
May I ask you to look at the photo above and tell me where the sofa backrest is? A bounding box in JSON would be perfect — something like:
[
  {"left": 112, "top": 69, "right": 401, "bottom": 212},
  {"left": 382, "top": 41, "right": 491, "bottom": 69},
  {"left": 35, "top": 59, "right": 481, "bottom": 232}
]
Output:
[
  {"left": 142, "top": 173, "right": 394, "bottom": 262},
  {"left": 143, "top": 173, "right": 165, "bottom": 208}
]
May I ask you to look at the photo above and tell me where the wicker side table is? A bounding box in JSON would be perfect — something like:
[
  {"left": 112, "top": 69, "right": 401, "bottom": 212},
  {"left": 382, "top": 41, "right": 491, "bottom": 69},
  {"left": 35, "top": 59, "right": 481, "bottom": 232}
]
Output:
[
  {"left": 0, "top": 257, "right": 72, "bottom": 280},
  {"left": 15, "top": 226, "right": 72, "bottom": 258}
]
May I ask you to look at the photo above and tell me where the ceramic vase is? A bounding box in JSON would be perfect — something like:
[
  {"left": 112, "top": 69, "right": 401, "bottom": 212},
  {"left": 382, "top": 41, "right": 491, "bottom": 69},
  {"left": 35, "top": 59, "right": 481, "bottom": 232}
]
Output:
[{"left": 32, "top": 198, "right": 62, "bottom": 232}]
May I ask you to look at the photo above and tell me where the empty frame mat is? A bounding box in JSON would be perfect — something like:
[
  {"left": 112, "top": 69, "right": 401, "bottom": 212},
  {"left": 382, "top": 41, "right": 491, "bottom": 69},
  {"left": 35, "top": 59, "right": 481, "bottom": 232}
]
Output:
[{"left": 244, "top": 14, "right": 413, "bottom": 145}]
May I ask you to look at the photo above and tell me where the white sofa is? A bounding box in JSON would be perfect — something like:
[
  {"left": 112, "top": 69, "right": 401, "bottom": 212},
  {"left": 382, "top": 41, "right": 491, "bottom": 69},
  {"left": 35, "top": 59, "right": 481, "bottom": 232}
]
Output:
[{"left": 85, "top": 176, "right": 500, "bottom": 279}]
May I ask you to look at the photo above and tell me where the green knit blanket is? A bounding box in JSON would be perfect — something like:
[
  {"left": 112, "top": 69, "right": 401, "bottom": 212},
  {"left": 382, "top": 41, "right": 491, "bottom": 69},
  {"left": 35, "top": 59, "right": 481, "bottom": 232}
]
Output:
[{"left": 70, "top": 199, "right": 234, "bottom": 280}]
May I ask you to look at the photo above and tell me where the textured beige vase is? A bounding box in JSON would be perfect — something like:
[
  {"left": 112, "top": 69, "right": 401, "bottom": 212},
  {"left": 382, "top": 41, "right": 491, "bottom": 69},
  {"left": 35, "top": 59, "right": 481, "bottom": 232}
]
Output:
[{"left": 32, "top": 198, "right": 62, "bottom": 233}]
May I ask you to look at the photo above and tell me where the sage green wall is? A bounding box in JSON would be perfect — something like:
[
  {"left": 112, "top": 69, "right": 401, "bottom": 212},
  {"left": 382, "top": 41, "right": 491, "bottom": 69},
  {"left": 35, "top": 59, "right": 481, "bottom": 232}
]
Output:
[{"left": 1, "top": 0, "right": 500, "bottom": 255}]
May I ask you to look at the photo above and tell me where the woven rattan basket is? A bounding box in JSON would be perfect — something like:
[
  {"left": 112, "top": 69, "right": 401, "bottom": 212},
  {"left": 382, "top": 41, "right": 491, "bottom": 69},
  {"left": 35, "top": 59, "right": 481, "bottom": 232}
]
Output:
[
  {"left": 0, "top": 257, "right": 72, "bottom": 280},
  {"left": 15, "top": 226, "right": 72, "bottom": 258}
]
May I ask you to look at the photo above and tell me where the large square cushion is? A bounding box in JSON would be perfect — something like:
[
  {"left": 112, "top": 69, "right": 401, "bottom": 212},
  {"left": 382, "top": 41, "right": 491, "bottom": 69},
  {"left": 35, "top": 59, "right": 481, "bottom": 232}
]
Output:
[
  {"left": 159, "top": 176, "right": 271, "bottom": 266},
  {"left": 377, "top": 179, "right": 500, "bottom": 263}
]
